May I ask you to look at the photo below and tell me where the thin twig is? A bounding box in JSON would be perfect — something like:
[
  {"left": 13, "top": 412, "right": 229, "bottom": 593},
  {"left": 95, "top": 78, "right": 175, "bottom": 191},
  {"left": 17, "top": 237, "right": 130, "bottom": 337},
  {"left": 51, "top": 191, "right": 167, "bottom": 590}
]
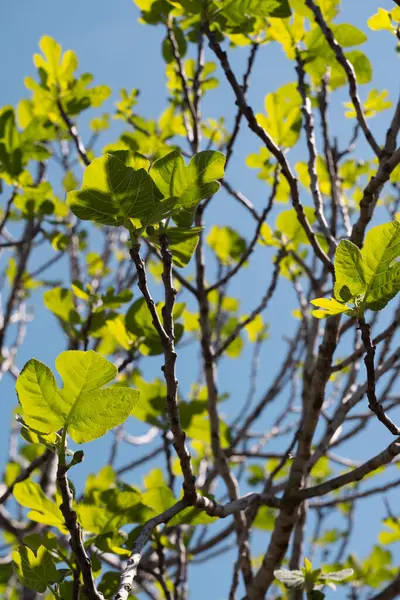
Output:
[
  {"left": 207, "top": 167, "right": 279, "bottom": 293},
  {"left": 114, "top": 500, "right": 188, "bottom": 600},
  {"left": 57, "top": 99, "right": 90, "bottom": 166},
  {"left": 215, "top": 249, "right": 284, "bottom": 358},
  {"left": 225, "top": 43, "right": 258, "bottom": 168},
  {"left": 358, "top": 318, "right": 400, "bottom": 435},
  {"left": 296, "top": 52, "right": 337, "bottom": 254},
  {"left": 0, "top": 450, "right": 51, "bottom": 505}
]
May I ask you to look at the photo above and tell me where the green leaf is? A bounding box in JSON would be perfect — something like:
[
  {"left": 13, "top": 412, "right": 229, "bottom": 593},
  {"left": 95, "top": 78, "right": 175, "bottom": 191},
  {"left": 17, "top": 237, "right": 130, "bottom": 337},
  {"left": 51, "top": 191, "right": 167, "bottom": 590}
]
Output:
[
  {"left": 253, "top": 506, "right": 276, "bottom": 530},
  {"left": 13, "top": 481, "right": 66, "bottom": 532},
  {"left": 150, "top": 150, "right": 225, "bottom": 227},
  {"left": 16, "top": 350, "right": 140, "bottom": 443},
  {"left": 33, "top": 36, "right": 78, "bottom": 87},
  {"left": 368, "top": 9, "right": 393, "bottom": 32},
  {"left": 361, "top": 221, "right": 400, "bottom": 310},
  {"left": 162, "top": 26, "right": 187, "bottom": 63},
  {"left": 0, "top": 107, "right": 23, "bottom": 180},
  {"left": 275, "top": 206, "right": 316, "bottom": 247},
  {"left": 125, "top": 298, "right": 184, "bottom": 355},
  {"left": 256, "top": 83, "right": 301, "bottom": 148},
  {"left": 217, "top": 0, "right": 291, "bottom": 26},
  {"left": 340, "top": 50, "right": 372, "bottom": 88},
  {"left": 379, "top": 517, "right": 400, "bottom": 545},
  {"left": 274, "top": 569, "right": 305, "bottom": 589},
  {"left": 43, "top": 287, "right": 81, "bottom": 324},
  {"left": 141, "top": 486, "right": 176, "bottom": 514},
  {"left": 67, "top": 153, "right": 178, "bottom": 228},
  {"left": 304, "top": 557, "right": 313, "bottom": 573},
  {"left": 310, "top": 297, "right": 352, "bottom": 319},
  {"left": 305, "top": 47, "right": 372, "bottom": 90},
  {"left": 344, "top": 89, "right": 392, "bottom": 119},
  {"left": 245, "top": 314, "right": 268, "bottom": 342},
  {"left": 23, "top": 532, "right": 58, "bottom": 553},
  {"left": 79, "top": 487, "right": 143, "bottom": 534},
  {"left": 147, "top": 226, "right": 202, "bottom": 268},
  {"left": 320, "top": 569, "right": 354, "bottom": 582},
  {"left": 20, "top": 423, "right": 61, "bottom": 452},
  {"left": 130, "top": 375, "right": 166, "bottom": 428},
  {"left": 207, "top": 226, "right": 246, "bottom": 264},
  {"left": 12, "top": 545, "right": 58, "bottom": 593},
  {"left": 333, "top": 239, "right": 366, "bottom": 301},
  {"left": 84, "top": 465, "right": 116, "bottom": 501},
  {"left": 331, "top": 23, "right": 367, "bottom": 46}
]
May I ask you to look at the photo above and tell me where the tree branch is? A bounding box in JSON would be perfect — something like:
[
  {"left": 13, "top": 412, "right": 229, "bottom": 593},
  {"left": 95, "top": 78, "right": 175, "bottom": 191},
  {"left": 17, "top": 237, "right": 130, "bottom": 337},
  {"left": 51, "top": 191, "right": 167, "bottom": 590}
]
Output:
[
  {"left": 358, "top": 318, "right": 400, "bottom": 435},
  {"left": 130, "top": 239, "right": 197, "bottom": 501},
  {"left": 205, "top": 24, "right": 333, "bottom": 272},
  {"left": 304, "top": 0, "right": 381, "bottom": 158},
  {"left": 299, "top": 438, "right": 400, "bottom": 500},
  {"left": 57, "top": 461, "right": 103, "bottom": 600}
]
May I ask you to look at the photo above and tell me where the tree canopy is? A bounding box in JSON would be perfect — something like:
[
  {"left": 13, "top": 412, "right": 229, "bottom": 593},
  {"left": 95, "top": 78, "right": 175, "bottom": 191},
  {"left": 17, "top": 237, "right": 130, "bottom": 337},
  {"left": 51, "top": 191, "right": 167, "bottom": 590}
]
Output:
[{"left": 1, "top": 1, "right": 400, "bottom": 599}]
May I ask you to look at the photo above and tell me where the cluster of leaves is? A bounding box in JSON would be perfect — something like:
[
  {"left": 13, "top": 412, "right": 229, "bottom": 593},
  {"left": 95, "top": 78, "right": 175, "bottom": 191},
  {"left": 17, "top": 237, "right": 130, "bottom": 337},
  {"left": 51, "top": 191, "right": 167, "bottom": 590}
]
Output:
[
  {"left": 311, "top": 221, "right": 400, "bottom": 318},
  {"left": 67, "top": 149, "right": 225, "bottom": 256},
  {"left": 274, "top": 558, "right": 353, "bottom": 599}
]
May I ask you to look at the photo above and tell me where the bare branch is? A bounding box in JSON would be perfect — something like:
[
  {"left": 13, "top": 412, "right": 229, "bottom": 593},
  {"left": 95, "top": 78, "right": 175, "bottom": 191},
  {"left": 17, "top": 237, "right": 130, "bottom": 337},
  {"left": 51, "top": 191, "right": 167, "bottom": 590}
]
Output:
[
  {"left": 205, "top": 24, "right": 333, "bottom": 272},
  {"left": 296, "top": 52, "right": 337, "bottom": 253},
  {"left": 167, "top": 21, "right": 198, "bottom": 151},
  {"left": 351, "top": 146, "right": 400, "bottom": 247},
  {"left": 312, "top": 475, "right": 400, "bottom": 508},
  {"left": 304, "top": 0, "right": 381, "bottom": 158},
  {"left": 358, "top": 318, "right": 400, "bottom": 435},
  {"left": 332, "top": 307, "right": 400, "bottom": 372},
  {"left": 114, "top": 499, "right": 188, "bottom": 600},
  {"left": 299, "top": 439, "right": 400, "bottom": 500}
]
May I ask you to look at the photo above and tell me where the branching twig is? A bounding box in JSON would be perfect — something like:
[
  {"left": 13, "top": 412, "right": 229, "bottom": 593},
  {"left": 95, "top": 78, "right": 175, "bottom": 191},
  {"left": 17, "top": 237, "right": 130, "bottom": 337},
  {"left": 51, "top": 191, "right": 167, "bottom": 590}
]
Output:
[
  {"left": 332, "top": 309, "right": 400, "bottom": 372},
  {"left": 351, "top": 146, "right": 400, "bottom": 247},
  {"left": 57, "top": 100, "right": 90, "bottom": 166},
  {"left": 114, "top": 499, "right": 188, "bottom": 600},
  {"left": 225, "top": 43, "right": 258, "bottom": 168},
  {"left": 215, "top": 249, "right": 284, "bottom": 358},
  {"left": 208, "top": 167, "right": 279, "bottom": 293},
  {"left": 304, "top": 0, "right": 381, "bottom": 158},
  {"left": 167, "top": 22, "right": 198, "bottom": 151},
  {"left": 130, "top": 240, "right": 196, "bottom": 499},
  {"left": 205, "top": 24, "right": 333, "bottom": 272},
  {"left": 296, "top": 52, "right": 337, "bottom": 254}
]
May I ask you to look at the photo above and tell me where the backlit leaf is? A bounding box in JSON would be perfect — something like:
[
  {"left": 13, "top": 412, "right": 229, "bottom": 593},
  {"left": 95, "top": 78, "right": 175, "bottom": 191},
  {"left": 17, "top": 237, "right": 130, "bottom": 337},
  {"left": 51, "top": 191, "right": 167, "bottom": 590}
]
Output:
[{"left": 16, "top": 350, "right": 139, "bottom": 443}]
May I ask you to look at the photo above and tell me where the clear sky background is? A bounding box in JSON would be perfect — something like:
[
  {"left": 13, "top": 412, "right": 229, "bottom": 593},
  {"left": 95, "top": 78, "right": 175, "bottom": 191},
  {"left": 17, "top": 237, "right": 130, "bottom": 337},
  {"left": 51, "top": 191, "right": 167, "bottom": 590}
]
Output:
[{"left": 1, "top": 1, "right": 400, "bottom": 598}]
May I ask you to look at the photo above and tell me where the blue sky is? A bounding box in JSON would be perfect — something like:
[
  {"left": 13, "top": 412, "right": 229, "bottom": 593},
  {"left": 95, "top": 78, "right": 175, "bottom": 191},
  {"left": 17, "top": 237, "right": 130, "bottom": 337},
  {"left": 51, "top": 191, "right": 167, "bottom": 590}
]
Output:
[{"left": 1, "top": 1, "right": 400, "bottom": 598}]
